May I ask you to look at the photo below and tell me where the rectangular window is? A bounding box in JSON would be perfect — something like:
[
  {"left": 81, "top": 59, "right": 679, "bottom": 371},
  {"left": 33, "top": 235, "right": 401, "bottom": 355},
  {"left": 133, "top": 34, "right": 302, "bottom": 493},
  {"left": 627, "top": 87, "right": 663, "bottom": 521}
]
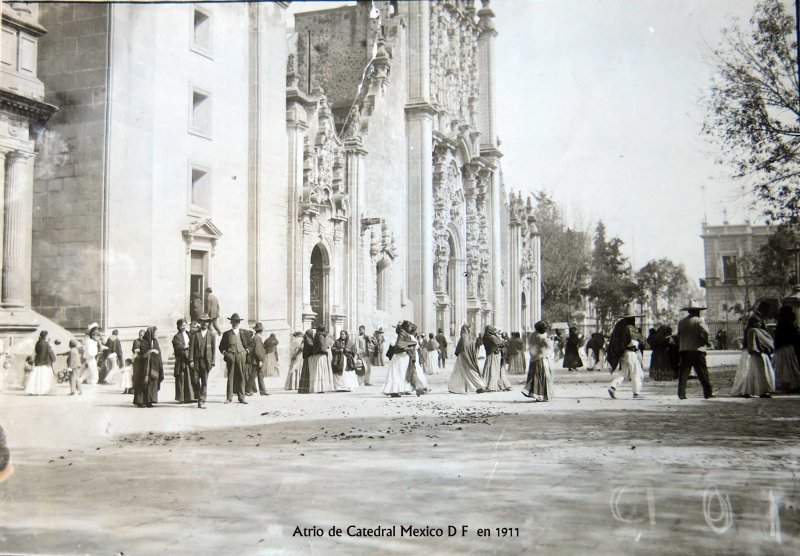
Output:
[
  {"left": 722, "top": 255, "right": 738, "bottom": 284},
  {"left": 190, "top": 87, "right": 211, "bottom": 138},
  {"left": 1, "top": 27, "right": 17, "bottom": 71},
  {"left": 189, "top": 164, "right": 211, "bottom": 216},
  {"left": 191, "top": 6, "right": 212, "bottom": 56}
]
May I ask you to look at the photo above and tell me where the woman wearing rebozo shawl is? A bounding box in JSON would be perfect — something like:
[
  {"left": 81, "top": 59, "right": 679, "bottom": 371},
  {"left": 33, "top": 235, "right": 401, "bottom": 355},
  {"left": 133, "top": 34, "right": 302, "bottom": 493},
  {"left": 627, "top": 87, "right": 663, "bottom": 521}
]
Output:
[
  {"left": 482, "top": 325, "right": 512, "bottom": 392},
  {"left": 447, "top": 324, "right": 486, "bottom": 394},
  {"left": 284, "top": 331, "right": 305, "bottom": 390},
  {"left": 382, "top": 321, "right": 422, "bottom": 397},
  {"left": 731, "top": 302, "right": 775, "bottom": 398},
  {"left": 133, "top": 326, "right": 163, "bottom": 408},
  {"left": 297, "top": 329, "right": 316, "bottom": 394}
]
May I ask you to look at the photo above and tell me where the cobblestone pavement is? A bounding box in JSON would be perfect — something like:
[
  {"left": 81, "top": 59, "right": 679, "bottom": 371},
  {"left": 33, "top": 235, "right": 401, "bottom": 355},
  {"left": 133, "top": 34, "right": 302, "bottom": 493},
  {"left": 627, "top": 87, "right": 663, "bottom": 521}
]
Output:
[{"left": 1, "top": 352, "right": 798, "bottom": 555}]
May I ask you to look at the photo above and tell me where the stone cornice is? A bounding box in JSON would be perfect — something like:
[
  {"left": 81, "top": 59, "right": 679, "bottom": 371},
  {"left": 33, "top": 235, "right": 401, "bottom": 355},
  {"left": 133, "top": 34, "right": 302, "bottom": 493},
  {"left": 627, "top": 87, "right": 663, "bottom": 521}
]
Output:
[
  {"left": 480, "top": 146, "right": 503, "bottom": 161},
  {"left": 2, "top": 9, "right": 47, "bottom": 37},
  {"left": 0, "top": 89, "right": 58, "bottom": 123},
  {"left": 286, "top": 86, "right": 320, "bottom": 111},
  {"left": 405, "top": 101, "right": 437, "bottom": 117}
]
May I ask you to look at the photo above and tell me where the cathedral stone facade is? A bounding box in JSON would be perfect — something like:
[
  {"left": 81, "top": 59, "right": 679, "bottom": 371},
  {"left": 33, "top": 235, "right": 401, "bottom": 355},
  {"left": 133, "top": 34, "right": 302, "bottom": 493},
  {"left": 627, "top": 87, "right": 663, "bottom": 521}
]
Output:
[{"left": 4, "top": 0, "right": 540, "bottom": 357}]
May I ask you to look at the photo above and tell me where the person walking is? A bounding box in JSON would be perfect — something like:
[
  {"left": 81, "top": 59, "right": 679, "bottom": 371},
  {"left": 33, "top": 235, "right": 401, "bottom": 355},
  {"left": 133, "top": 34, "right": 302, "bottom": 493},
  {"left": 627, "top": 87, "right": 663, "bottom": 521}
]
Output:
[
  {"left": 482, "top": 325, "right": 511, "bottom": 392},
  {"left": 447, "top": 324, "right": 487, "bottom": 394},
  {"left": 103, "top": 329, "right": 124, "bottom": 384},
  {"left": 607, "top": 307, "right": 645, "bottom": 399},
  {"left": 562, "top": 326, "right": 584, "bottom": 371},
  {"left": 188, "top": 314, "right": 215, "bottom": 408},
  {"left": 731, "top": 301, "right": 775, "bottom": 398},
  {"left": 205, "top": 287, "right": 222, "bottom": 335},
  {"left": 219, "top": 313, "right": 249, "bottom": 404},
  {"left": 436, "top": 328, "right": 448, "bottom": 369},
  {"left": 676, "top": 299, "right": 714, "bottom": 399},
  {"left": 424, "top": 333, "right": 440, "bottom": 375}
]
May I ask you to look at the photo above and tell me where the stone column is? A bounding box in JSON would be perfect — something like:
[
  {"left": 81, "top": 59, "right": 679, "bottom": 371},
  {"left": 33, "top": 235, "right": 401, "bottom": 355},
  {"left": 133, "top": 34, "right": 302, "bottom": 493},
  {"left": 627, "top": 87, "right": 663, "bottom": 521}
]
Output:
[
  {"left": 2, "top": 152, "right": 32, "bottom": 308},
  {"left": 0, "top": 148, "right": 8, "bottom": 298},
  {"left": 344, "top": 142, "right": 367, "bottom": 332}
]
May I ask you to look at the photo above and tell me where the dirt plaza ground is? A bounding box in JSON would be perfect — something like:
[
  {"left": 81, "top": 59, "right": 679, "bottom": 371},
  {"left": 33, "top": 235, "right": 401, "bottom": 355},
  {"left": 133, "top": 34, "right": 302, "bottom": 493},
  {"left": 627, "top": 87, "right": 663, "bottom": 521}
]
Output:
[{"left": 1, "top": 351, "right": 799, "bottom": 555}]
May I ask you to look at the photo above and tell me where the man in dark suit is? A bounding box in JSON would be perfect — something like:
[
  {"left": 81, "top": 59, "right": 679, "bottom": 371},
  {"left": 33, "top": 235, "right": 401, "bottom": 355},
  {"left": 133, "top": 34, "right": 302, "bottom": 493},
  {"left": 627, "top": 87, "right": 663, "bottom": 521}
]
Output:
[
  {"left": 218, "top": 313, "right": 249, "bottom": 404},
  {"left": 189, "top": 314, "right": 216, "bottom": 409},
  {"left": 435, "top": 328, "right": 448, "bottom": 369}
]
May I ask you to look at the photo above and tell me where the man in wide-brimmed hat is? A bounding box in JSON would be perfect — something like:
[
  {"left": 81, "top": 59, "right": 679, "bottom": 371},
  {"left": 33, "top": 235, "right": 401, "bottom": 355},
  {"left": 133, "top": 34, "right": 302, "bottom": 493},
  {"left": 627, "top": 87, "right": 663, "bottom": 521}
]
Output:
[
  {"left": 677, "top": 298, "right": 714, "bottom": 400},
  {"left": 218, "top": 313, "right": 248, "bottom": 403},
  {"left": 607, "top": 304, "right": 646, "bottom": 399},
  {"left": 246, "top": 322, "right": 268, "bottom": 396},
  {"left": 189, "top": 313, "right": 216, "bottom": 409}
]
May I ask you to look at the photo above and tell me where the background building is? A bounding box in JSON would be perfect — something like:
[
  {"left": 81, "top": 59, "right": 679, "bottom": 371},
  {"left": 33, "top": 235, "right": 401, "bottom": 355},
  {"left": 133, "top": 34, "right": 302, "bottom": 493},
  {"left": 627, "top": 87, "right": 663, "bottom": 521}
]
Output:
[
  {"left": 5, "top": 0, "right": 541, "bottom": 367},
  {"left": 701, "top": 220, "right": 775, "bottom": 343}
]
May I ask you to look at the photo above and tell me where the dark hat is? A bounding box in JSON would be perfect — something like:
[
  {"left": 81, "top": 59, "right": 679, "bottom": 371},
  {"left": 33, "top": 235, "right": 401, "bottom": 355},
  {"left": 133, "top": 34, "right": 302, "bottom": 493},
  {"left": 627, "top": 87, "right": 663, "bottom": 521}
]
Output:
[
  {"left": 253, "top": 322, "right": 264, "bottom": 333},
  {"left": 198, "top": 313, "right": 212, "bottom": 321},
  {"left": 228, "top": 313, "right": 242, "bottom": 322},
  {"left": 680, "top": 298, "right": 707, "bottom": 312}
]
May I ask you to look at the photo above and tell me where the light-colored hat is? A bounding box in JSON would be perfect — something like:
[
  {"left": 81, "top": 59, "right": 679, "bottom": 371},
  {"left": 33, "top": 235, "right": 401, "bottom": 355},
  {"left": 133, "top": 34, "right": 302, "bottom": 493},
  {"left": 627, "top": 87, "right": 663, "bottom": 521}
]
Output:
[
  {"left": 620, "top": 304, "right": 643, "bottom": 318},
  {"left": 86, "top": 322, "right": 99, "bottom": 333},
  {"left": 681, "top": 298, "right": 707, "bottom": 311}
]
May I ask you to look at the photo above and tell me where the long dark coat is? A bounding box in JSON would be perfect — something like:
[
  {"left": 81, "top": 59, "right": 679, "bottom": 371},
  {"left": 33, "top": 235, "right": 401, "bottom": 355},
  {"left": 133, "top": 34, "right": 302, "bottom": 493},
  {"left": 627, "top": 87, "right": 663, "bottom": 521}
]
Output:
[{"left": 134, "top": 328, "right": 163, "bottom": 406}]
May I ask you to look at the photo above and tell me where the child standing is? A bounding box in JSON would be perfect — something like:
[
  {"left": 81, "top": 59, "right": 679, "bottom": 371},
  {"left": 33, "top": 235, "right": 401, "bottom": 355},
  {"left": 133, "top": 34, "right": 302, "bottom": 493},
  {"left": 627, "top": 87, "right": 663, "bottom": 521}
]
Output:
[
  {"left": 66, "top": 340, "right": 81, "bottom": 395},
  {"left": 119, "top": 358, "right": 133, "bottom": 394}
]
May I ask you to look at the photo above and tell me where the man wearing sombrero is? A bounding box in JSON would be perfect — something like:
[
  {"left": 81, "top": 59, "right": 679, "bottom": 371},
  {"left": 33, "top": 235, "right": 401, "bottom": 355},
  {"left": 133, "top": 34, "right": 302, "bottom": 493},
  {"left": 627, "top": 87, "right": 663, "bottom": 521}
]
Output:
[
  {"left": 218, "top": 313, "right": 249, "bottom": 404},
  {"left": 677, "top": 298, "right": 714, "bottom": 400},
  {"left": 606, "top": 305, "right": 646, "bottom": 399}
]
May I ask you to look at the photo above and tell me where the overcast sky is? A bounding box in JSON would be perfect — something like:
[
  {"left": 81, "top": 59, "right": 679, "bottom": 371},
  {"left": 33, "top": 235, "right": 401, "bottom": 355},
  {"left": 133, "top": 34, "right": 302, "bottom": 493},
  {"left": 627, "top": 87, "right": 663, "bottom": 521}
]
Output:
[{"left": 290, "top": 0, "right": 777, "bottom": 281}]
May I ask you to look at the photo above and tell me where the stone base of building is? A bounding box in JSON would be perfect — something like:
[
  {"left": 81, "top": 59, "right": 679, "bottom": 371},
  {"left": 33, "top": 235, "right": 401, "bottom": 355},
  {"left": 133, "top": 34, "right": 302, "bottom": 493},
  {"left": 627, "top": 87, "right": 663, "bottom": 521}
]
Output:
[{"left": 0, "top": 307, "right": 76, "bottom": 390}]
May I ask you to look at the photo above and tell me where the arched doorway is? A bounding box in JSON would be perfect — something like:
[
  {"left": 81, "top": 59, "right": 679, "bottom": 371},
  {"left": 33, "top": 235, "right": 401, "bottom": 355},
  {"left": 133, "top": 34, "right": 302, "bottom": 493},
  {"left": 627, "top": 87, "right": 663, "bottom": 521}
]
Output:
[{"left": 310, "top": 243, "right": 330, "bottom": 330}]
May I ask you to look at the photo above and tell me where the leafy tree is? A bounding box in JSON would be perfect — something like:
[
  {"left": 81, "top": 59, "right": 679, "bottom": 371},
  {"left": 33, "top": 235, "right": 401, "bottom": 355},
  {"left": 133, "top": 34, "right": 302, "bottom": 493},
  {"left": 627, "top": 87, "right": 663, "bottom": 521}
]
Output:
[
  {"left": 532, "top": 192, "right": 591, "bottom": 322},
  {"left": 703, "top": 0, "right": 800, "bottom": 224},
  {"left": 751, "top": 225, "right": 799, "bottom": 298},
  {"left": 635, "top": 258, "right": 690, "bottom": 324},
  {"left": 585, "top": 221, "right": 637, "bottom": 329}
]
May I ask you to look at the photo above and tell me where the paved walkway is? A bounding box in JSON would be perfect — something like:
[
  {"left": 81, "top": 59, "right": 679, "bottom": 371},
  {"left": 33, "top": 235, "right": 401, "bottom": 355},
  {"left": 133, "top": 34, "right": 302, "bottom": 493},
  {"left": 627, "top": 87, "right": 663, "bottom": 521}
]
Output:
[{"left": 1, "top": 355, "right": 798, "bottom": 555}]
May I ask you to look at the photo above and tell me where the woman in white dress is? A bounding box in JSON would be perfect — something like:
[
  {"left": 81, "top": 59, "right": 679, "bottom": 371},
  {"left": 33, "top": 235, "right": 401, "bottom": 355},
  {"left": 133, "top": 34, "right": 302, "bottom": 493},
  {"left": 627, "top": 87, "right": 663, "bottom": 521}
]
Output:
[
  {"left": 308, "top": 328, "right": 335, "bottom": 393},
  {"left": 731, "top": 308, "right": 775, "bottom": 398},
  {"left": 424, "top": 333, "right": 440, "bottom": 375},
  {"left": 284, "top": 332, "right": 305, "bottom": 390},
  {"left": 448, "top": 325, "right": 487, "bottom": 394},
  {"left": 81, "top": 325, "right": 101, "bottom": 384},
  {"left": 26, "top": 331, "right": 55, "bottom": 395},
  {"left": 383, "top": 322, "right": 420, "bottom": 397},
  {"left": 332, "top": 331, "right": 359, "bottom": 392}
]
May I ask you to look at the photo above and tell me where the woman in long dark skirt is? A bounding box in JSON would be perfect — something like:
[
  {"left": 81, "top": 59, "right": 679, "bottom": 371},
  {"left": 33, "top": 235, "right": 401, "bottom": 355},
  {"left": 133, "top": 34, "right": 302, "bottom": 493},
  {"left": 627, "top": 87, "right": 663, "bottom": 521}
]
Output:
[
  {"left": 297, "top": 329, "right": 316, "bottom": 394},
  {"left": 524, "top": 320, "right": 554, "bottom": 401},
  {"left": 562, "top": 327, "right": 583, "bottom": 371},
  {"left": 133, "top": 326, "right": 163, "bottom": 408},
  {"left": 649, "top": 325, "right": 678, "bottom": 381}
]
